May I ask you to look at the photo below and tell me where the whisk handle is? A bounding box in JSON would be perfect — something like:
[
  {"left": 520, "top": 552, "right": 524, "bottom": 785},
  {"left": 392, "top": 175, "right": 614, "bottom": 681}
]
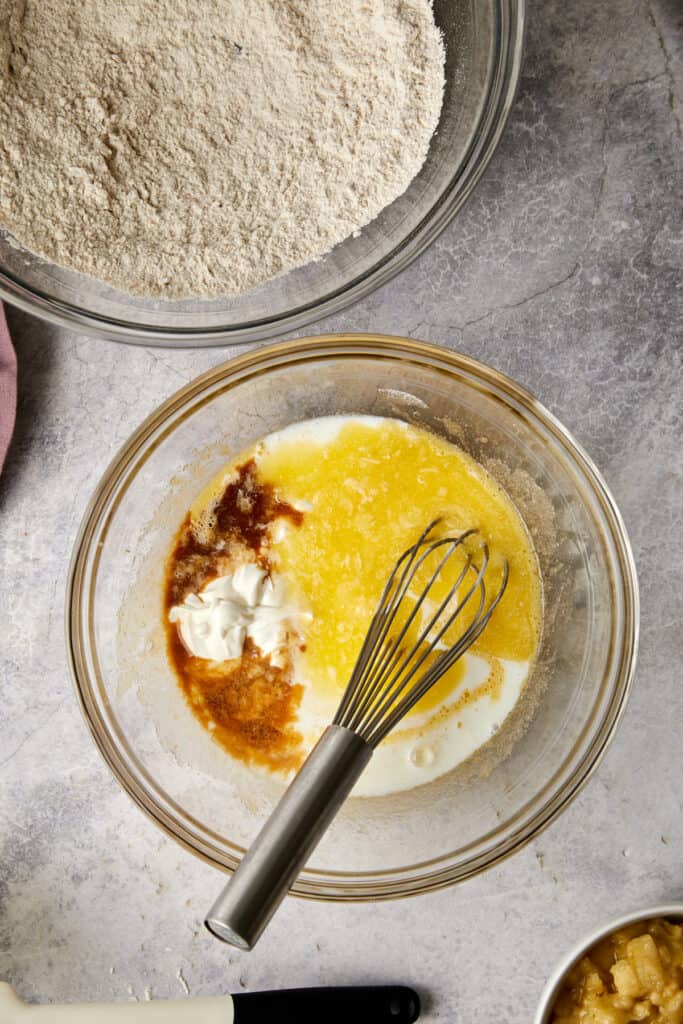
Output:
[{"left": 205, "top": 725, "right": 372, "bottom": 950}]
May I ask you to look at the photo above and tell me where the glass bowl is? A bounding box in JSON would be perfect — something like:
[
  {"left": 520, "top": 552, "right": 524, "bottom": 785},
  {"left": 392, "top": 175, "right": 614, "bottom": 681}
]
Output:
[
  {"left": 0, "top": 1, "right": 524, "bottom": 346},
  {"left": 67, "top": 335, "right": 638, "bottom": 899},
  {"left": 535, "top": 903, "right": 683, "bottom": 1023}
]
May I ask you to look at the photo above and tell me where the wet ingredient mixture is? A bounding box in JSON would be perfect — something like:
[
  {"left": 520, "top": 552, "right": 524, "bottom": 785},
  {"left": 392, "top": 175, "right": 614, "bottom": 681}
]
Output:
[{"left": 165, "top": 416, "right": 543, "bottom": 796}]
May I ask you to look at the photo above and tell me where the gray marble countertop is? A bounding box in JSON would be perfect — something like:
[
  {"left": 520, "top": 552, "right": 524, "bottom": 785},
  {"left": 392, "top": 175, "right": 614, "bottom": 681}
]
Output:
[{"left": 1, "top": 1, "right": 681, "bottom": 1020}]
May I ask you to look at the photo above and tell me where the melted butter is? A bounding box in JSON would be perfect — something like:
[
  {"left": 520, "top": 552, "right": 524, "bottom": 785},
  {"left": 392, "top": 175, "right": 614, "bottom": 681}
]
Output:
[
  {"left": 254, "top": 418, "right": 542, "bottom": 721},
  {"left": 412, "top": 655, "right": 467, "bottom": 714}
]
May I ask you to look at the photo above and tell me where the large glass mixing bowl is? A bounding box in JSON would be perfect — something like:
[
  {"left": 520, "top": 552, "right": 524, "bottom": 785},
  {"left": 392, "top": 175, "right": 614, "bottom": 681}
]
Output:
[
  {"left": 67, "top": 335, "right": 638, "bottom": 900},
  {"left": 0, "top": 2, "right": 524, "bottom": 346}
]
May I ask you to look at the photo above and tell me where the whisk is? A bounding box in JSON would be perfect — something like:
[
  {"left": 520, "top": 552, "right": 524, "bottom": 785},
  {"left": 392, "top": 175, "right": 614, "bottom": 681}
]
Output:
[{"left": 206, "top": 519, "right": 509, "bottom": 949}]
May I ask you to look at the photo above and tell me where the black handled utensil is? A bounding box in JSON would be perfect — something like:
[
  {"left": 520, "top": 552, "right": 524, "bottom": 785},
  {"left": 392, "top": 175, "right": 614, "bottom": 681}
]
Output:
[
  {"left": 0, "top": 982, "right": 421, "bottom": 1023},
  {"left": 233, "top": 985, "right": 420, "bottom": 1022}
]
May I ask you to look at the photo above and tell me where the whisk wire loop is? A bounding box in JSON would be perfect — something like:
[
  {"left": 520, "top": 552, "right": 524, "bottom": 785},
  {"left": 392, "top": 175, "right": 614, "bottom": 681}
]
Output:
[
  {"left": 368, "top": 558, "right": 510, "bottom": 744},
  {"left": 359, "top": 546, "right": 487, "bottom": 742},
  {"left": 333, "top": 517, "right": 443, "bottom": 726},
  {"left": 355, "top": 543, "right": 476, "bottom": 739},
  {"left": 343, "top": 529, "right": 476, "bottom": 734},
  {"left": 333, "top": 522, "right": 510, "bottom": 747}
]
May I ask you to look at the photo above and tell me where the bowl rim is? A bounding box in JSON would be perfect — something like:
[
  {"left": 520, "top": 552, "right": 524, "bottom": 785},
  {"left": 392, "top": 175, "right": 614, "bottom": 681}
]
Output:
[
  {"left": 0, "top": 1, "right": 526, "bottom": 346},
  {"left": 66, "top": 333, "right": 639, "bottom": 900},
  {"left": 534, "top": 902, "right": 683, "bottom": 1023}
]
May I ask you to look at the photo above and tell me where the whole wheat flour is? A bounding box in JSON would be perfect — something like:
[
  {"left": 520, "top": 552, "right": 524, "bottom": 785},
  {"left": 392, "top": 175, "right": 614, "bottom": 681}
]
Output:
[{"left": 0, "top": 1, "right": 444, "bottom": 299}]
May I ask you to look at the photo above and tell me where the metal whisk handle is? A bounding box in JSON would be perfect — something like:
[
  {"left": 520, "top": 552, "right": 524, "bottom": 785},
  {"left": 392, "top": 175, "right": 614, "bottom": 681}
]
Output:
[{"left": 205, "top": 725, "right": 373, "bottom": 949}]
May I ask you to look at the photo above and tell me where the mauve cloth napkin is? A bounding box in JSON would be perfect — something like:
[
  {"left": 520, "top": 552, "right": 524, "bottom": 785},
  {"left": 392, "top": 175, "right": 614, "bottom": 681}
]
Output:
[{"left": 0, "top": 303, "right": 17, "bottom": 472}]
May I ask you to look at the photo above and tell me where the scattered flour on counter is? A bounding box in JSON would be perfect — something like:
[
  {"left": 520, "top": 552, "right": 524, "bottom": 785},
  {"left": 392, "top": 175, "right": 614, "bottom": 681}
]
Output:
[{"left": 0, "top": 1, "right": 444, "bottom": 298}]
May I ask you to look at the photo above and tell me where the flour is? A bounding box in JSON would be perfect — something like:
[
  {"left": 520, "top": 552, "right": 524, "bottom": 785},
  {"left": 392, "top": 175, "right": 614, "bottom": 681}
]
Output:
[{"left": 0, "top": 1, "right": 444, "bottom": 299}]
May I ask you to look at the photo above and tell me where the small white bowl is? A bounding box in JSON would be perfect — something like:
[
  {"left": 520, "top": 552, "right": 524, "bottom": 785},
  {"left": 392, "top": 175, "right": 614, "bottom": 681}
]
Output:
[{"left": 535, "top": 902, "right": 683, "bottom": 1023}]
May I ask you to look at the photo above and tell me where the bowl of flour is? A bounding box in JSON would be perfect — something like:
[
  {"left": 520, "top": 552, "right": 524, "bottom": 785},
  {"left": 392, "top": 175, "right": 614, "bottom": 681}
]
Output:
[{"left": 0, "top": 0, "right": 525, "bottom": 344}]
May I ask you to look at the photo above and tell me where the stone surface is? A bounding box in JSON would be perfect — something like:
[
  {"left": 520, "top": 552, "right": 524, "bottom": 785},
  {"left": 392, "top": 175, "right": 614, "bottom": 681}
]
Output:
[{"left": 0, "top": 0, "right": 681, "bottom": 1019}]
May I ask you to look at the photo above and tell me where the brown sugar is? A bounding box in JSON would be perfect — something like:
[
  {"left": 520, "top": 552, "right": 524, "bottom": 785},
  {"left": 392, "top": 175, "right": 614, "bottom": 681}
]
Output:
[{"left": 213, "top": 459, "right": 303, "bottom": 553}]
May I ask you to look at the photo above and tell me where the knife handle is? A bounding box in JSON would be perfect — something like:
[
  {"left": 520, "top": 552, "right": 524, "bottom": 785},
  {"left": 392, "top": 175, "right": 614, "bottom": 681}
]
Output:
[{"left": 232, "top": 985, "right": 420, "bottom": 1023}]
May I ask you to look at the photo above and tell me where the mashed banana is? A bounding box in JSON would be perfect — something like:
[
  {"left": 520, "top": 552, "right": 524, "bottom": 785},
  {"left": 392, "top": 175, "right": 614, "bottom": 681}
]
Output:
[{"left": 552, "top": 918, "right": 683, "bottom": 1024}]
